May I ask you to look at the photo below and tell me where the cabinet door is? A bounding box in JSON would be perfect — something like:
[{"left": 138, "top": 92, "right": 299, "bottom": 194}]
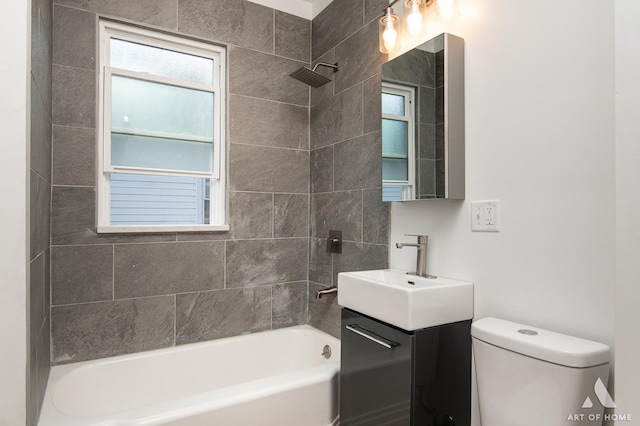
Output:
[{"left": 340, "top": 309, "right": 413, "bottom": 426}]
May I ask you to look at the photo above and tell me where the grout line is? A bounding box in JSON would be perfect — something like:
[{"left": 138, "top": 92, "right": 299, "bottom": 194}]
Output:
[
  {"left": 173, "top": 294, "right": 177, "bottom": 346},
  {"left": 112, "top": 244, "right": 115, "bottom": 300},
  {"left": 230, "top": 92, "right": 309, "bottom": 109},
  {"left": 361, "top": 190, "right": 364, "bottom": 243},
  {"left": 271, "top": 193, "right": 275, "bottom": 238},
  {"left": 223, "top": 240, "right": 227, "bottom": 289},
  {"left": 229, "top": 141, "right": 310, "bottom": 153},
  {"left": 272, "top": 9, "right": 276, "bottom": 55}
]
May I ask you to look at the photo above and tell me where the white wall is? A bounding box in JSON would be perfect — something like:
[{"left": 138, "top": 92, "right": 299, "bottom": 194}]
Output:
[
  {"left": 614, "top": 0, "right": 640, "bottom": 421},
  {"left": 0, "top": 1, "right": 30, "bottom": 425},
  {"left": 389, "top": 1, "right": 617, "bottom": 424}
]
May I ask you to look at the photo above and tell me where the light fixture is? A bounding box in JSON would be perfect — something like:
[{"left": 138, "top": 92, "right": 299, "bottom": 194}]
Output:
[
  {"left": 379, "top": 0, "right": 456, "bottom": 53},
  {"left": 379, "top": 7, "right": 400, "bottom": 54},
  {"left": 404, "top": 0, "right": 426, "bottom": 37}
]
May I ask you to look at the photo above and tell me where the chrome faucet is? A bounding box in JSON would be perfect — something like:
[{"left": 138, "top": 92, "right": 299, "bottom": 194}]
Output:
[{"left": 395, "top": 234, "right": 436, "bottom": 279}]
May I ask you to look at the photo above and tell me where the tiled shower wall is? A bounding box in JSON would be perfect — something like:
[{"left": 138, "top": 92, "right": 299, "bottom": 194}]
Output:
[
  {"left": 308, "top": 0, "right": 391, "bottom": 337},
  {"left": 50, "top": 0, "right": 312, "bottom": 364},
  {"left": 29, "top": 0, "right": 52, "bottom": 421}
]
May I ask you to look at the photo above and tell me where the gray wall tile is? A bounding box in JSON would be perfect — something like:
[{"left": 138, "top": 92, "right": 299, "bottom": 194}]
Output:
[
  {"left": 418, "top": 159, "right": 436, "bottom": 196},
  {"left": 363, "top": 73, "right": 382, "bottom": 134},
  {"left": 311, "top": 191, "right": 362, "bottom": 241},
  {"left": 51, "top": 186, "right": 176, "bottom": 245},
  {"left": 383, "top": 49, "right": 435, "bottom": 88},
  {"left": 114, "top": 241, "right": 224, "bottom": 298},
  {"left": 35, "top": 316, "right": 50, "bottom": 420},
  {"left": 176, "top": 288, "right": 271, "bottom": 344},
  {"left": 32, "top": 0, "right": 52, "bottom": 115},
  {"left": 55, "top": 0, "right": 177, "bottom": 29},
  {"left": 419, "top": 123, "right": 436, "bottom": 160},
  {"left": 230, "top": 192, "right": 273, "bottom": 239},
  {"left": 230, "top": 144, "right": 309, "bottom": 193},
  {"left": 52, "top": 125, "right": 95, "bottom": 186},
  {"left": 436, "top": 158, "right": 445, "bottom": 198},
  {"left": 334, "top": 131, "right": 381, "bottom": 191},
  {"left": 275, "top": 10, "right": 310, "bottom": 62},
  {"left": 363, "top": 188, "right": 389, "bottom": 244},
  {"left": 177, "top": 231, "right": 232, "bottom": 242},
  {"left": 51, "top": 296, "right": 174, "bottom": 364},
  {"left": 309, "top": 238, "right": 332, "bottom": 286},
  {"left": 53, "top": 5, "right": 95, "bottom": 70},
  {"left": 28, "top": 347, "right": 37, "bottom": 426},
  {"left": 274, "top": 194, "right": 308, "bottom": 238},
  {"left": 311, "top": 146, "right": 333, "bottom": 194},
  {"left": 226, "top": 239, "right": 308, "bottom": 287},
  {"left": 273, "top": 281, "right": 307, "bottom": 329},
  {"left": 31, "top": 78, "right": 52, "bottom": 183},
  {"left": 30, "top": 172, "right": 50, "bottom": 260},
  {"left": 229, "top": 47, "right": 309, "bottom": 106},
  {"left": 179, "top": 0, "right": 272, "bottom": 52},
  {"left": 51, "top": 245, "right": 113, "bottom": 305},
  {"left": 312, "top": 0, "right": 363, "bottom": 60},
  {"left": 29, "top": 254, "right": 46, "bottom": 349},
  {"left": 419, "top": 85, "right": 437, "bottom": 125},
  {"left": 308, "top": 0, "right": 392, "bottom": 339},
  {"left": 308, "top": 282, "right": 340, "bottom": 338},
  {"left": 230, "top": 95, "right": 308, "bottom": 150},
  {"left": 52, "top": 65, "right": 95, "bottom": 128},
  {"left": 364, "top": 0, "right": 388, "bottom": 24},
  {"left": 30, "top": 0, "right": 52, "bottom": 419},
  {"left": 334, "top": 19, "right": 385, "bottom": 94},
  {"left": 311, "top": 83, "right": 363, "bottom": 149},
  {"left": 333, "top": 242, "right": 388, "bottom": 285}
]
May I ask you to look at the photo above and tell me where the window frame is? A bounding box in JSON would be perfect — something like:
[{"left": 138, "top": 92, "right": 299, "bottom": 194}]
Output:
[
  {"left": 381, "top": 81, "right": 416, "bottom": 201},
  {"left": 96, "top": 20, "right": 228, "bottom": 233}
]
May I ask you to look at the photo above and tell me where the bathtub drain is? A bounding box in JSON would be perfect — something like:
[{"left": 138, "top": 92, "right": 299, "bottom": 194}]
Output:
[{"left": 321, "top": 345, "right": 332, "bottom": 359}]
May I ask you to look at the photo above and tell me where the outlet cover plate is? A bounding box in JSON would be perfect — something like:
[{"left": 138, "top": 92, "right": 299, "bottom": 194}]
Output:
[{"left": 471, "top": 200, "right": 500, "bottom": 232}]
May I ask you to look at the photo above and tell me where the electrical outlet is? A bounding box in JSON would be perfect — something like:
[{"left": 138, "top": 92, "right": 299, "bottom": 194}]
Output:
[{"left": 471, "top": 200, "right": 500, "bottom": 232}]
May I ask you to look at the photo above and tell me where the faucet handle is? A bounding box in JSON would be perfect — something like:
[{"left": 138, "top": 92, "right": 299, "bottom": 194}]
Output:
[{"left": 404, "top": 234, "right": 428, "bottom": 243}]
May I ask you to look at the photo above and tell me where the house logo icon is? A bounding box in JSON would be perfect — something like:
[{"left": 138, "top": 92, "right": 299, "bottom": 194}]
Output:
[{"left": 581, "top": 378, "right": 616, "bottom": 409}]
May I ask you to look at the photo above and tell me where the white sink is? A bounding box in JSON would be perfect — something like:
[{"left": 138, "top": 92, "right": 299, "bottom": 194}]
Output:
[{"left": 337, "top": 269, "right": 473, "bottom": 331}]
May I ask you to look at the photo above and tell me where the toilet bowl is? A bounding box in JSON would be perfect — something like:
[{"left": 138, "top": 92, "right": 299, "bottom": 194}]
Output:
[{"left": 471, "top": 317, "right": 611, "bottom": 426}]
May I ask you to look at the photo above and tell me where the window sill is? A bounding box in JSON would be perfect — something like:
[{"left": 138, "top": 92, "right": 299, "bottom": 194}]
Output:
[{"left": 97, "top": 224, "right": 229, "bottom": 234}]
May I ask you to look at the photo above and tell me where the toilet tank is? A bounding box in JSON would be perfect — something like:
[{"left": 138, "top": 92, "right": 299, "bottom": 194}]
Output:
[{"left": 471, "top": 318, "right": 611, "bottom": 426}]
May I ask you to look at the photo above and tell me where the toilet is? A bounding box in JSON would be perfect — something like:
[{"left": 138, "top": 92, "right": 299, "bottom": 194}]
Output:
[{"left": 471, "top": 317, "right": 611, "bottom": 426}]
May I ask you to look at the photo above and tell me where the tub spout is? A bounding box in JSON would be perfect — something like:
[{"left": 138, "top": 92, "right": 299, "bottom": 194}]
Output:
[{"left": 316, "top": 287, "right": 338, "bottom": 299}]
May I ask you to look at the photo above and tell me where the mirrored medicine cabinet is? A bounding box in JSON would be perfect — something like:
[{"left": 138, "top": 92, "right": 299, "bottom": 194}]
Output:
[{"left": 381, "top": 33, "right": 464, "bottom": 202}]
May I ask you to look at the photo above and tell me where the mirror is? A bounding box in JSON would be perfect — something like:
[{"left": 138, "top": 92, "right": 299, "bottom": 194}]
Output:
[{"left": 381, "top": 33, "right": 464, "bottom": 201}]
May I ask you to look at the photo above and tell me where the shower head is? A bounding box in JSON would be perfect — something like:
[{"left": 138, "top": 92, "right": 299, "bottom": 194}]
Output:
[{"left": 289, "top": 62, "right": 338, "bottom": 88}]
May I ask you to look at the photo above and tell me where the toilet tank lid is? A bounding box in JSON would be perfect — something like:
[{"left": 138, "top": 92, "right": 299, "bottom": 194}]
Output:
[{"left": 471, "top": 317, "right": 610, "bottom": 368}]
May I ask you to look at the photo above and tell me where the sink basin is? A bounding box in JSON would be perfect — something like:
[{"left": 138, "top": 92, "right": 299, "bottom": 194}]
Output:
[{"left": 337, "top": 269, "right": 473, "bottom": 331}]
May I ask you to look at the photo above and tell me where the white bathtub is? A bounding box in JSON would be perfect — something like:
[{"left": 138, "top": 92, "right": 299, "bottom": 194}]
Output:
[{"left": 39, "top": 325, "right": 340, "bottom": 426}]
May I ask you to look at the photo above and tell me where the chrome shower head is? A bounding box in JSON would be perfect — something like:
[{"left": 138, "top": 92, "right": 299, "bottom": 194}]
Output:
[{"left": 289, "top": 62, "right": 338, "bottom": 88}]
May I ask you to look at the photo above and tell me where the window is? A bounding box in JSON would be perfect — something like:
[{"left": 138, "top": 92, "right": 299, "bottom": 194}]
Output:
[
  {"left": 97, "top": 20, "right": 227, "bottom": 232},
  {"left": 382, "top": 82, "right": 415, "bottom": 201}
]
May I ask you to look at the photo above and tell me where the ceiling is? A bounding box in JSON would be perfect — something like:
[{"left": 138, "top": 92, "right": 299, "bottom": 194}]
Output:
[{"left": 246, "top": 0, "right": 335, "bottom": 20}]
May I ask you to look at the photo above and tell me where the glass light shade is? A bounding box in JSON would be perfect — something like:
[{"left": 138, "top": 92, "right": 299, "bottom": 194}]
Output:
[
  {"left": 379, "top": 7, "right": 400, "bottom": 54},
  {"left": 403, "top": 0, "right": 427, "bottom": 38}
]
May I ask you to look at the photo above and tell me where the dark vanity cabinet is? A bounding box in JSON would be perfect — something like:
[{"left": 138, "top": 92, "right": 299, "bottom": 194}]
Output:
[{"left": 340, "top": 308, "right": 471, "bottom": 426}]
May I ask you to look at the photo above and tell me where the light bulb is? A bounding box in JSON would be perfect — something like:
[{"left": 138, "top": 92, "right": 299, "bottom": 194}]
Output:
[
  {"left": 383, "top": 19, "right": 397, "bottom": 51},
  {"left": 407, "top": 1, "right": 423, "bottom": 36},
  {"left": 438, "top": 0, "right": 455, "bottom": 21}
]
